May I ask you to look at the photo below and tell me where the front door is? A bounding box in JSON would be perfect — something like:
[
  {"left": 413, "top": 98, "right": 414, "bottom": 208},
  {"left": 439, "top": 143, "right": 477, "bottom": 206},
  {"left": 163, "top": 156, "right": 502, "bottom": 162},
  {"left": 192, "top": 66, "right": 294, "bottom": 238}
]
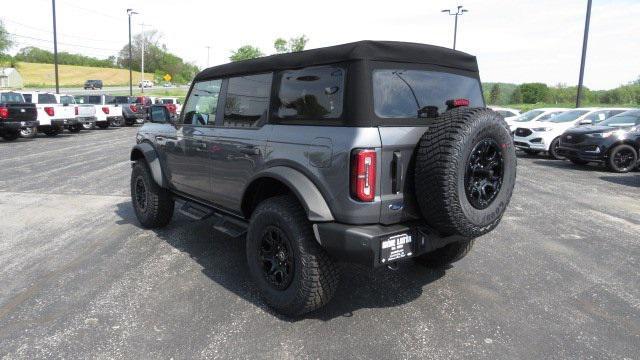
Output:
[{"left": 163, "top": 79, "right": 222, "bottom": 201}]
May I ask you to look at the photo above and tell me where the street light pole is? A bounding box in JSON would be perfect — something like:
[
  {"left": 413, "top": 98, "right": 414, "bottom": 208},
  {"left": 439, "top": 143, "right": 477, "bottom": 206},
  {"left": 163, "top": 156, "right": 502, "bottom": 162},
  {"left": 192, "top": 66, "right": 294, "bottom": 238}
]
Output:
[
  {"left": 576, "top": 0, "right": 592, "bottom": 108},
  {"left": 141, "top": 23, "right": 146, "bottom": 94},
  {"left": 126, "top": 9, "right": 137, "bottom": 96},
  {"left": 51, "top": 0, "right": 59, "bottom": 94},
  {"left": 441, "top": 6, "right": 468, "bottom": 50},
  {"left": 206, "top": 46, "right": 211, "bottom": 67}
]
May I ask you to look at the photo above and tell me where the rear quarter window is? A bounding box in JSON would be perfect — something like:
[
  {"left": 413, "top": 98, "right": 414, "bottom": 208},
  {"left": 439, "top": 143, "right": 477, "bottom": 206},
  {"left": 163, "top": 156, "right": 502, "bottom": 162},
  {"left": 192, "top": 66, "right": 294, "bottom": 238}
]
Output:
[
  {"left": 373, "top": 70, "right": 484, "bottom": 118},
  {"left": 38, "top": 94, "right": 58, "bottom": 104}
]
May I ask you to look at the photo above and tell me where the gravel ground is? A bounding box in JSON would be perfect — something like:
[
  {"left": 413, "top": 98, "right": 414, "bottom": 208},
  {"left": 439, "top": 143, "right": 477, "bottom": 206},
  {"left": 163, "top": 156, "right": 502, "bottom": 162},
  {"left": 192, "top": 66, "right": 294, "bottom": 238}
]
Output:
[{"left": 0, "top": 127, "right": 638, "bottom": 359}]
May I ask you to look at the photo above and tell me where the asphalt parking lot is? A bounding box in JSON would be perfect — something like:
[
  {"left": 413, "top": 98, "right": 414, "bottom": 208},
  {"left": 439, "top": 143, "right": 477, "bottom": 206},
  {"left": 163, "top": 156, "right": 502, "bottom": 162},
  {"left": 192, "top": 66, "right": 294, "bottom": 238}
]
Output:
[{"left": 1, "top": 127, "right": 639, "bottom": 359}]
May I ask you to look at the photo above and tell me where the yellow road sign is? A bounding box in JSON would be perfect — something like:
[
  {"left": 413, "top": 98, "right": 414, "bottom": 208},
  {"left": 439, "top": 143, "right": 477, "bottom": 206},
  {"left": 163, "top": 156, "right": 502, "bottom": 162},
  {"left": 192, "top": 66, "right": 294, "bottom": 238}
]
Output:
[{"left": 163, "top": 74, "right": 172, "bottom": 82}]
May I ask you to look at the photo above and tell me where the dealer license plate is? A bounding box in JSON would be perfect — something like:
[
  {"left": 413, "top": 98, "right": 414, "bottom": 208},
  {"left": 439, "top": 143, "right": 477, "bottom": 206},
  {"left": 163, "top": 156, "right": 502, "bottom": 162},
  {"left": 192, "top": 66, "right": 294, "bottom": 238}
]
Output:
[{"left": 380, "top": 233, "right": 413, "bottom": 263}]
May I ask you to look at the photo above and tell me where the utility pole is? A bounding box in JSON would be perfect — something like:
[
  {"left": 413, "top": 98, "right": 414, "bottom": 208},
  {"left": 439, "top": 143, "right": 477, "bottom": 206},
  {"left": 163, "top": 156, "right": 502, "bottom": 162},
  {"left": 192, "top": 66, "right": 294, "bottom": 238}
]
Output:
[
  {"left": 441, "top": 5, "right": 468, "bottom": 50},
  {"left": 51, "top": 0, "right": 59, "bottom": 94},
  {"left": 576, "top": 0, "right": 592, "bottom": 108},
  {"left": 206, "top": 46, "right": 211, "bottom": 67},
  {"left": 126, "top": 9, "right": 137, "bottom": 96},
  {"left": 140, "top": 23, "right": 148, "bottom": 93}
]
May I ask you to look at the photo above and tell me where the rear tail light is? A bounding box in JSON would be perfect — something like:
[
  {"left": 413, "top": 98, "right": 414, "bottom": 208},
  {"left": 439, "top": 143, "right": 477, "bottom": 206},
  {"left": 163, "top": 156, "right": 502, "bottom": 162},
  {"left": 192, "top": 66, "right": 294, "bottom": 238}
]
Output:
[
  {"left": 44, "top": 106, "right": 55, "bottom": 116},
  {"left": 129, "top": 104, "right": 138, "bottom": 112},
  {"left": 74, "top": 106, "right": 79, "bottom": 116},
  {"left": 0, "top": 107, "right": 8, "bottom": 119},
  {"left": 350, "top": 149, "right": 377, "bottom": 202},
  {"left": 102, "top": 107, "right": 109, "bottom": 114}
]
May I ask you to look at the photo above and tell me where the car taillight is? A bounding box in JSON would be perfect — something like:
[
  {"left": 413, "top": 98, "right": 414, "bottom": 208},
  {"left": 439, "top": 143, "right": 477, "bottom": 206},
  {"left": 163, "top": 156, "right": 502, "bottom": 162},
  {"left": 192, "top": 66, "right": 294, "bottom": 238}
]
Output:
[
  {"left": 350, "top": 149, "right": 377, "bottom": 202},
  {"left": 0, "top": 107, "right": 8, "bottom": 119},
  {"left": 446, "top": 98, "right": 470, "bottom": 109},
  {"left": 129, "top": 104, "right": 138, "bottom": 112},
  {"left": 75, "top": 106, "right": 79, "bottom": 116},
  {"left": 102, "top": 107, "right": 109, "bottom": 114},
  {"left": 44, "top": 106, "right": 55, "bottom": 116}
]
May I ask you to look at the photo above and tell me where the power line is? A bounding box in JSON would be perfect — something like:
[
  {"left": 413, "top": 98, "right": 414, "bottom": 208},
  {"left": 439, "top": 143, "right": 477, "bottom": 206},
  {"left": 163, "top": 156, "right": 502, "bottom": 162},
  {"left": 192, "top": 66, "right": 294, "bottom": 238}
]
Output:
[
  {"left": 6, "top": 32, "right": 122, "bottom": 52},
  {"left": 2, "top": 18, "right": 123, "bottom": 44}
]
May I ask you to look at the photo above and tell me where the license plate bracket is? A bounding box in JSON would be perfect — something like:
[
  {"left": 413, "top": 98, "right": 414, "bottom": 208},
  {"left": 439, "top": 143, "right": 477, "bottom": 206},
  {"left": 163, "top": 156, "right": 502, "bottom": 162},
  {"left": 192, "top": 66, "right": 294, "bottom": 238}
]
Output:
[{"left": 380, "top": 233, "right": 413, "bottom": 264}]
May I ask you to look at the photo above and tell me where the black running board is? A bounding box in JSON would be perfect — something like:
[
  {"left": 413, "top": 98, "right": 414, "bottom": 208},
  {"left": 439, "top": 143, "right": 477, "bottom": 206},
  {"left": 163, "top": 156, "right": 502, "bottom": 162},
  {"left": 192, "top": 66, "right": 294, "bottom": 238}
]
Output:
[{"left": 174, "top": 197, "right": 248, "bottom": 239}]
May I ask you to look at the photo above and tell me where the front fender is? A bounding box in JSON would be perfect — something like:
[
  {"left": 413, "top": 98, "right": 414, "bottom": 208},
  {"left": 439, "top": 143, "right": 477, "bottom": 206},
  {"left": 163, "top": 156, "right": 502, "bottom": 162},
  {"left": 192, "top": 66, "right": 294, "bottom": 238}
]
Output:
[
  {"left": 130, "top": 142, "right": 166, "bottom": 188},
  {"left": 247, "top": 166, "right": 334, "bottom": 222}
]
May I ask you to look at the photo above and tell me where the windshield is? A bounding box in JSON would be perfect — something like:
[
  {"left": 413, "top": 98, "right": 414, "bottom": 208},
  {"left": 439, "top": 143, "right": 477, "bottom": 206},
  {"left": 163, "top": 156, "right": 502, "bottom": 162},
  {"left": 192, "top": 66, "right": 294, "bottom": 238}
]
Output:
[
  {"left": 514, "top": 110, "right": 543, "bottom": 122},
  {"left": 600, "top": 111, "right": 640, "bottom": 127},
  {"left": 1, "top": 92, "right": 25, "bottom": 103},
  {"left": 548, "top": 110, "right": 589, "bottom": 123},
  {"left": 373, "top": 69, "right": 484, "bottom": 118}
]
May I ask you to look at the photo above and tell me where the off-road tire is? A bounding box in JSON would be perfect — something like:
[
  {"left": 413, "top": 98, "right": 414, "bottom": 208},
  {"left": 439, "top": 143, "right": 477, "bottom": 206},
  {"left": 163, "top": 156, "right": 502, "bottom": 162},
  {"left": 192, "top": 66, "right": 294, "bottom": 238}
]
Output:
[
  {"left": 523, "top": 149, "right": 540, "bottom": 155},
  {"left": 246, "top": 195, "right": 339, "bottom": 317},
  {"left": 414, "top": 239, "right": 475, "bottom": 268},
  {"left": 548, "top": 137, "right": 564, "bottom": 160},
  {"left": 130, "top": 160, "right": 174, "bottom": 228},
  {"left": 568, "top": 157, "right": 589, "bottom": 166},
  {"left": 2, "top": 132, "right": 19, "bottom": 141},
  {"left": 414, "top": 107, "right": 516, "bottom": 238},
  {"left": 606, "top": 144, "right": 638, "bottom": 173}
]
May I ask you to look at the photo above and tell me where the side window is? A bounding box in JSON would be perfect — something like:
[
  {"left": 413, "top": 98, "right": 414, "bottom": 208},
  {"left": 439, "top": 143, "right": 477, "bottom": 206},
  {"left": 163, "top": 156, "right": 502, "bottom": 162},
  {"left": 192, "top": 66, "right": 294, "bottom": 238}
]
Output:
[
  {"left": 275, "top": 65, "right": 344, "bottom": 121},
  {"left": 585, "top": 111, "right": 606, "bottom": 123},
  {"left": 182, "top": 79, "right": 222, "bottom": 126},
  {"left": 223, "top": 73, "right": 272, "bottom": 128}
]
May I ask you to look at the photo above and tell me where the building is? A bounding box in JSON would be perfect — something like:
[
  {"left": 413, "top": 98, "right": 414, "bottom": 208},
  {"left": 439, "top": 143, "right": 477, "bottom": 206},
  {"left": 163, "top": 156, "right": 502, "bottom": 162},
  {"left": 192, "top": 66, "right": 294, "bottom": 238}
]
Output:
[{"left": 0, "top": 68, "right": 24, "bottom": 89}]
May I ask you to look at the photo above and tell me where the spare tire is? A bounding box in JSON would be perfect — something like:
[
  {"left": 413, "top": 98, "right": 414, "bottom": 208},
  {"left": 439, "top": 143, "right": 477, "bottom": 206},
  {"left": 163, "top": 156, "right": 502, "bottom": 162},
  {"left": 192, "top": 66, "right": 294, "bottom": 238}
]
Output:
[{"left": 414, "top": 107, "right": 516, "bottom": 238}]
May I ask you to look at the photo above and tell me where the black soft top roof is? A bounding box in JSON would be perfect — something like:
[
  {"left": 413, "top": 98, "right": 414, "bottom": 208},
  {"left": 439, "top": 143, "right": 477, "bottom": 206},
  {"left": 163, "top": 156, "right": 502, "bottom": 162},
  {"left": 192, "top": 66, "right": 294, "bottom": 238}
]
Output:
[{"left": 194, "top": 40, "right": 478, "bottom": 81}]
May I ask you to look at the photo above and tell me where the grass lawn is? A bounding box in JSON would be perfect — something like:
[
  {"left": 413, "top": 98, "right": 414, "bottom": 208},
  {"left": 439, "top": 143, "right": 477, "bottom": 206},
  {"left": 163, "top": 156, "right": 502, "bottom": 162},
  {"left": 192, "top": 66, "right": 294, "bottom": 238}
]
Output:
[{"left": 17, "top": 62, "right": 153, "bottom": 87}]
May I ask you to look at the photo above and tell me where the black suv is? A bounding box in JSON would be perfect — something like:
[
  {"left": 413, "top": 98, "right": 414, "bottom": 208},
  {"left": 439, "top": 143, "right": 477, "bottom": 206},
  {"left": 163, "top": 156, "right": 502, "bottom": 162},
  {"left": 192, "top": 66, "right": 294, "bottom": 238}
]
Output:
[
  {"left": 0, "top": 91, "right": 38, "bottom": 141},
  {"left": 558, "top": 109, "right": 640, "bottom": 172},
  {"left": 130, "top": 41, "right": 517, "bottom": 315},
  {"left": 84, "top": 80, "right": 103, "bottom": 90}
]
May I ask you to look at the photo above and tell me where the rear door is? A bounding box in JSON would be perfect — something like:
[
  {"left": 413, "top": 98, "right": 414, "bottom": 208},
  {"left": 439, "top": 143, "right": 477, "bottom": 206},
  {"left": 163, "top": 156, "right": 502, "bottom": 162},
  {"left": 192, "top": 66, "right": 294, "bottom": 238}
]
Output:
[
  {"left": 209, "top": 73, "right": 273, "bottom": 213},
  {"left": 372, "top": 66, "right": 485, "bottom": 225},
  {"left": 162, "top": 79, "right": 222, "bottom": 201}
]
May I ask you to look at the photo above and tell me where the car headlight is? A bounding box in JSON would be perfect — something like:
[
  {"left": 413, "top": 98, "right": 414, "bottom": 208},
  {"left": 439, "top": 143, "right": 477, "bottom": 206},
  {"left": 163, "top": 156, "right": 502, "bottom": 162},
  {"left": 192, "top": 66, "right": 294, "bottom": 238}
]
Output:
[{"left": 531, "top": 127, "right": 552, "bottom": 132}]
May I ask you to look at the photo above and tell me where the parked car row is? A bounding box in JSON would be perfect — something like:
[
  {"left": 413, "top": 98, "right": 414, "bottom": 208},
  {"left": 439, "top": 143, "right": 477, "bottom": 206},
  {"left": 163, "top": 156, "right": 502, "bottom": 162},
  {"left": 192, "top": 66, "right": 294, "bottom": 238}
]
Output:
[{"left": 508, "top": 107, "right": 640, "bottom": 172}]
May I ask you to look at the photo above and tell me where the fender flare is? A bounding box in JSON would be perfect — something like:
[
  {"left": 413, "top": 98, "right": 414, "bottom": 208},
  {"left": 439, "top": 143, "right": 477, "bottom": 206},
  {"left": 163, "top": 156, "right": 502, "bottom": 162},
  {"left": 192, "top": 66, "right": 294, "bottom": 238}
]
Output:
[
  {"left": 246, "top": 166, "right": 334, "bottom": 222},
  {"left": 130, "top": 142, "right": 166, "bottom": 188}
]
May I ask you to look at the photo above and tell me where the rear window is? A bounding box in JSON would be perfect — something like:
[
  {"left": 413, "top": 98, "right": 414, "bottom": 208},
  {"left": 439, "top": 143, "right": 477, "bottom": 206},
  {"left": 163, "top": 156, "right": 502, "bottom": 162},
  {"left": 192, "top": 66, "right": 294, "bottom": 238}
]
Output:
[
  {"left": 275, "top": 65, "right": 344, "bottom": 121},
  {"left": 60, "top": 95, "right": 75, "bottom": 105},
  {"left": 38, "top": 94, "right": 57, "bottom": 104},
  {"left": 114, "top": 96, "right": 132, "bottom": 104},
  {"left": 161, "top": 99, "right": 174, "bottom": 104},
  {"left": 373, "top": 70, "right": 483, "bottom": 118},
  {"left": 1, "top": 92, "right": 25, "bottom": 103},
  {"left": 75, "top": 95, "right": 102, "bottom": 104}
]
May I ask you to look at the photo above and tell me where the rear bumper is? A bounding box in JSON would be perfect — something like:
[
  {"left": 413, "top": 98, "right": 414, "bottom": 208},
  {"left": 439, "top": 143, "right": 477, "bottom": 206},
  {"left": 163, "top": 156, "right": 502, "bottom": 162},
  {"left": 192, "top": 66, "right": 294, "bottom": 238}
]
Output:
[
  {"left": 314, "top": 222, "right": 467, "bottom": 268},
  {"left": 0, "top": 121, "right": 22, "bottom": 132}
]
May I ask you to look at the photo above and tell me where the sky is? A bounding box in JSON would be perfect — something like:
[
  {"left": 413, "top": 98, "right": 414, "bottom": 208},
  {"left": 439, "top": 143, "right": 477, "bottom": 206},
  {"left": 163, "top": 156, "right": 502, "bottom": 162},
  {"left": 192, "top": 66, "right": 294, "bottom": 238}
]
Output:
[{"left": 2, "top": 0, "right": 639, "bottom": 90}]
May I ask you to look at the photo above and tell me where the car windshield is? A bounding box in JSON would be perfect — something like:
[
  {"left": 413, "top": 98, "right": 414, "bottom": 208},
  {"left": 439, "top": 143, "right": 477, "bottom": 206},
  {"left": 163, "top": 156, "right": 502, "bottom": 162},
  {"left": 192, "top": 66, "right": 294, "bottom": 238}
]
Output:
[
  {"left": 599, "top": 111, "right": 640, "bottom": 127},
  {"left": 548, "top": 110, "right": 589, "bottom": 123},
  {"left": 1, "top": 92, "right": 24, "bottom": 103},
  {"left": 514, "top": 110, "right": 544, "bottom": 122}
]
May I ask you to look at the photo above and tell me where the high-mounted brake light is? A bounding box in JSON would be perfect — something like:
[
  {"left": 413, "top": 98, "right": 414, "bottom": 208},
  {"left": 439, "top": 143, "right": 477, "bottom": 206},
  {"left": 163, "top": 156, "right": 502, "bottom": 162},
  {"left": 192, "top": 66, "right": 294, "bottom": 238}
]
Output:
[
  {"left": 74, "top": 106, "right": 79, "bottom": 116},
  {"left": 102, "top": 106, "right": 110, "bottom": 114},
  {"left": 446, "top": 98, "right": 470, "bottom": 109},
  {"left": 129, "top": 104, "right": 138, "bottom": 112},
  {"left": 0, "top": 107, "right": 8, "bottom": 119},
  {"left": 351, "top": 149, "right": 377, "bottom": 202},
  {"left": 44, "top": 106, "right": 55, "bottom": 116}
]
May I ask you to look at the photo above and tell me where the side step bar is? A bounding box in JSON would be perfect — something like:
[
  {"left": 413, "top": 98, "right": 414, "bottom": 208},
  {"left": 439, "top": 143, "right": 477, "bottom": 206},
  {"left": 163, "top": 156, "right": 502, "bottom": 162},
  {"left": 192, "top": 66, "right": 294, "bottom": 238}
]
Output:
[{"left": 175, "top": 198, "right": 248, "bottom": 239}]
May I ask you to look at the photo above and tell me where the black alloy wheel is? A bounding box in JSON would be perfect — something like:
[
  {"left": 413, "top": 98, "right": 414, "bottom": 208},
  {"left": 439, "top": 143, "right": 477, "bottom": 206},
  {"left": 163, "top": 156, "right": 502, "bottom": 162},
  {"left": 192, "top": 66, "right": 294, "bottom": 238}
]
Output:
[
  {"left": 609, "top": 145, "right": 637, "bottom": 173},
  {"left": 465, "top": 138, "right": 504, "bottom": 210},
  {"left": 259, "top": 226, "right": 294, "bottom": 290}
]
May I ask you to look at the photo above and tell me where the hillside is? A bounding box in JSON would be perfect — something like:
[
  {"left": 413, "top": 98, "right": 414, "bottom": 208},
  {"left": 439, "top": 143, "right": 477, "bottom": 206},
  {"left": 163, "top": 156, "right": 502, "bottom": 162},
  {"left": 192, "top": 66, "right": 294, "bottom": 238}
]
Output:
[{"left": 16, "top": 62, "right": 153, "bottom": 88}]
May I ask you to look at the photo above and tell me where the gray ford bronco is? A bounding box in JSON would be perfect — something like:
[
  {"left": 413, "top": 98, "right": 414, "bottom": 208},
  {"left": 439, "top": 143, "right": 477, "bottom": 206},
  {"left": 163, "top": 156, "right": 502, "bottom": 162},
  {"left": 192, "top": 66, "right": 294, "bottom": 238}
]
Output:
[{"left": 130, "top": 41, "right": 516, "bottom": 316}]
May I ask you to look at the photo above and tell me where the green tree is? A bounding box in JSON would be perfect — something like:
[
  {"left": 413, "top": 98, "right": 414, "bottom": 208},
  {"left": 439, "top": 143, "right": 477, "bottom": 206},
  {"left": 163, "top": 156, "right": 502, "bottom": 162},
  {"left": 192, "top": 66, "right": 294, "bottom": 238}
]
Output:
[
  {"left": 509, "top": 86, "right": 522, "bottom": 104},
  {"left": 230, "top": 45, "right": 264, "bottom": 62},
  {"left": 0, "top": 20, "right": 12, "bottom": 54},
  {"left": 488, "top": 84, "right": 500, "bottom": 104},
  {"left": 273, "top": 35, "right": 309, "bottom": 54},
  {"left": 519, "top": 83, "right": 549, "bottom": 104}
]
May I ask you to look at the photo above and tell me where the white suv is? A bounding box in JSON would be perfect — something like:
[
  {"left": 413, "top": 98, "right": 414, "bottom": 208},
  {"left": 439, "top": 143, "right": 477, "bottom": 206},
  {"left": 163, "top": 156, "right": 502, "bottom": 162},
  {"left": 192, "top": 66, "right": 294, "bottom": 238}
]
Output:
[
  {"left": 513, "top": 108, "right": 631, "bottom": 159},
  {"left": 506, "top": 107, "right": 567, "bottom": 132}
]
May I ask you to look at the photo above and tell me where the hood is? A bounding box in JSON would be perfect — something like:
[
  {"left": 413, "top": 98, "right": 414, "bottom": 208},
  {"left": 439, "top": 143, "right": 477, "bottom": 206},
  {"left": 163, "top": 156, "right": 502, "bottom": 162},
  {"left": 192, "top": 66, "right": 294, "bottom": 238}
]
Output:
[{"left": 564, "top": 124, "right": 631, "bottom": 135}]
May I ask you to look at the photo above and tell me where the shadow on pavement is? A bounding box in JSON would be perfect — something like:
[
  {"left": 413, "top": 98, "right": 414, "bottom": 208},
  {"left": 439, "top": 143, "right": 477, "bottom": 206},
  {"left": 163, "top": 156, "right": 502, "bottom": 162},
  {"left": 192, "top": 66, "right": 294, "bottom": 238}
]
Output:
[
  {"left": 530, "top": 159, "right": 604, "bottom": 172},
  {"left": 114, "top": 201, "right": 446, "bottom": 321},
  {"left": 599, "top": 174, "right": 640, "bottom": 188}
]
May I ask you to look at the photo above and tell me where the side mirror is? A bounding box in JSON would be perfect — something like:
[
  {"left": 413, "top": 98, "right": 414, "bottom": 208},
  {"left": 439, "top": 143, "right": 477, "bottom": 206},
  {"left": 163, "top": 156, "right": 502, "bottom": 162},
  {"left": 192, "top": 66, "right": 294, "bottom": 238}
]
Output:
[
  {"left": 578, "top": 119, "right": 592, "bottom": 126},
  {"left": 149, "top": 105, "right": 172, "bottom": 123}
]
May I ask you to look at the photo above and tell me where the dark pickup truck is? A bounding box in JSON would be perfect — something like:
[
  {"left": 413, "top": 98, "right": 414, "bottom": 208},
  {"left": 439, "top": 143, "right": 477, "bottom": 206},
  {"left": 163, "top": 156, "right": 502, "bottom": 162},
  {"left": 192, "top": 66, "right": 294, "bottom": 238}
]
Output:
[{"left": 0, "top": 91, "right": 38, "bottom": 141}]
